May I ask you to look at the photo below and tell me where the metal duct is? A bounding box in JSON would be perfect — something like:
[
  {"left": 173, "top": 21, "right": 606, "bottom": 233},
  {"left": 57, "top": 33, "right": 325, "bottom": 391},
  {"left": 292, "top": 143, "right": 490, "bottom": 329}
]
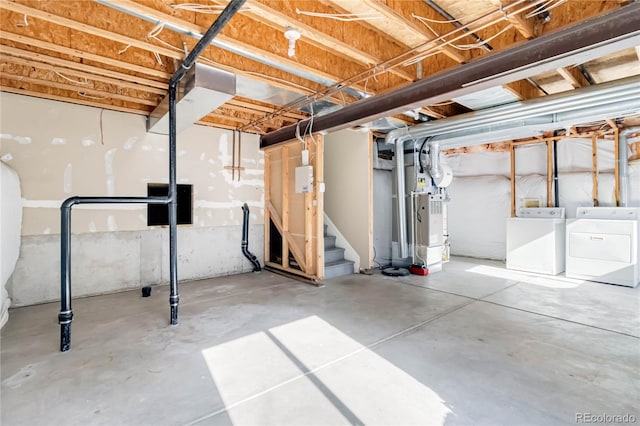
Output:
[
  {"left": 385, "top": 76, "right": 640, "bottom": 146},
  {"left": 428, "top": 141, "right": 441, "bottom": 179},
  {"left": 619, "top": 126, "right": 640, "bottom": 207},
  {"left": 394, "top": 139, "right": 408, "bottom": 258},
  {"left": 147, "top": 64, "right": 236, "bottom": 135}
]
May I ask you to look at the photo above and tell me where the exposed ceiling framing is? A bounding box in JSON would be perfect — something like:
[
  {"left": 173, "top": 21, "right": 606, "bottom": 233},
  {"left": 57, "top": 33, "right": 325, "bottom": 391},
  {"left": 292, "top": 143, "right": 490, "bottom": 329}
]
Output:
[{"left": 1, "top": 0, "right": 638, "bottom": 136}]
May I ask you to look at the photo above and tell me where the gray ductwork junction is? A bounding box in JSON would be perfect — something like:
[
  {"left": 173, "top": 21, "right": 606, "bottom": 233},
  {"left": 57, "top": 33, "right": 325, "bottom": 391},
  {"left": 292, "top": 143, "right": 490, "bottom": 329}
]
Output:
[{"left": 147, "top": 64, "right": 236, "bottom": 135}]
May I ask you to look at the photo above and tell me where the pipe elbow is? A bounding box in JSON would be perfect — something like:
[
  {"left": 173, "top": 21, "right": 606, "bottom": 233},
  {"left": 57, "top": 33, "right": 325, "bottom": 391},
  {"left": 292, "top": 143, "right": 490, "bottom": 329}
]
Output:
[{"left": 61, "top": 197, "right": 81, "bottom": 210}]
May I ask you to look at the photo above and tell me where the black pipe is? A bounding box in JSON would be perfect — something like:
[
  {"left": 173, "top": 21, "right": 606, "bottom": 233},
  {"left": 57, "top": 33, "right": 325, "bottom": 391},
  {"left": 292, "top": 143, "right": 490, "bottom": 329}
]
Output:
[
  {"left": 57, "top": 0, "right": 245, "bottom": 352},
  {"left": 241, "top": 203, "right": 261, "bottom": 272}
]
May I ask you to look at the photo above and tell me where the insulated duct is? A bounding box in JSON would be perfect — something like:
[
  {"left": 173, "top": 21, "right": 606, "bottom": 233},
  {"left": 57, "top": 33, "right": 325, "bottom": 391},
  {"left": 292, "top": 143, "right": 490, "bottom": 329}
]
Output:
[
  {"left": 619, "top": 126, "right": 640, "bottom": 207},
  {"left": 147, "top": 64, "right": 236, "bottom": 135}
]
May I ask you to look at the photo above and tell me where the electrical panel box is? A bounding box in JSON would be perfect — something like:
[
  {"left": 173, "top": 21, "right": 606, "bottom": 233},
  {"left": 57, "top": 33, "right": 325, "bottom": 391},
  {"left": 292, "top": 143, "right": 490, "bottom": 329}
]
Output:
[{"left": 295, "top": 165, "right": 314, "bottom": 193}]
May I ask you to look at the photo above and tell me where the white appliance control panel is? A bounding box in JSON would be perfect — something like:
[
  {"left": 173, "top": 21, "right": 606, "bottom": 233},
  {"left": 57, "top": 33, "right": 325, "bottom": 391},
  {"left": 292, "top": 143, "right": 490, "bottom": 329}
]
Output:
[
  {"left": 576, "top": 207, "right": 640, "bottom": 220},
  {"left": 517, "top": 207, "right": 565, "bottom": 219}
]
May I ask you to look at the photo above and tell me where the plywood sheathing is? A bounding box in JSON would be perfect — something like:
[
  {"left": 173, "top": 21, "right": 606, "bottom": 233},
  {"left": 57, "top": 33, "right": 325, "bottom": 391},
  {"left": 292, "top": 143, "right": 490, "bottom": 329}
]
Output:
[
  {"left": 243, "top": 0, "right": 415, "bottom": 82},
  {"left": 0, "top": 0, "right": 337, "bottom": 129}
]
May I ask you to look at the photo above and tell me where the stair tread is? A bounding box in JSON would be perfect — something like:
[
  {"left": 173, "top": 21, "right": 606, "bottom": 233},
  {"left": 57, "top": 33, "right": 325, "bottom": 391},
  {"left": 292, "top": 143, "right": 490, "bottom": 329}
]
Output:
[
  {"left": 325, "top": 259, "right": 354, "bottom": 267},
  {"left": 325, "top": 247, "right": 344, "bottom": 252}
]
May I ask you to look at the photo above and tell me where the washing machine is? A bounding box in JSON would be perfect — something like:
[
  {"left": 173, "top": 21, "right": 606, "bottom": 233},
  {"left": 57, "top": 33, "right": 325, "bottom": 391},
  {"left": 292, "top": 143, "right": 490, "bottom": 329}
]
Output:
[
  {"left": 506, "top": 207, "right": 566, "bottom": 275},
  {"left": 566, "top": 207, "right": 640, "bottom": 287}
]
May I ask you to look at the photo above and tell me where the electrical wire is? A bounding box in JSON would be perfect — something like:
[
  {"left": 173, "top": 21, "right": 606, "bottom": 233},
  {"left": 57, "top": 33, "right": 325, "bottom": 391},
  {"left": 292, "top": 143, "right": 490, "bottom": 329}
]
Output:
[
  {"left": 54, "top": 71, "right": 90, "bottom": 85},
  {"left": 295, "top": 8, "right": 384, "bottom": 22},
  {"left": 525, "top": 0, "right": 567, "bottom": 19},
  {"left": 78, "top": 91, "right": 108, "bottom": 100}
]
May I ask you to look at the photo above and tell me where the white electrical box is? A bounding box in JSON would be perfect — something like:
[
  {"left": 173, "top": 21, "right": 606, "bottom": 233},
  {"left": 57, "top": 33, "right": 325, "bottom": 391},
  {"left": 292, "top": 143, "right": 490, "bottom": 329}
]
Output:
[{"left": 295, "top": 165, "right": 314, "bottom": 193}]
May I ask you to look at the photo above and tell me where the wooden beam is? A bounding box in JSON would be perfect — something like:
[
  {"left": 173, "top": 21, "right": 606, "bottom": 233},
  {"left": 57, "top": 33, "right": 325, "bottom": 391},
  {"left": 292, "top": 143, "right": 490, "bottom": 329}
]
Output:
[
  {"left": 0, "top": 52, "right": 166, "bottom": 95},
  {"left": 0, "top": 31, "right": 171, "bottom": 81},
  {"left": 228, "top": 98, "right": 307, "bottom": 120},
  {"left": 592, "top": 134, "right": 599, "bottom": 207},
  {"left": 556, "top": 66, "right": 590, "bottom": 89},
  {"left": 0, "top": 85, "right": 148, "bottom": 115},
  {"left": 504, "top": 79, "right": 544, "bottom": 101},
  {"left": 0, "top": 72, "right": 157, "bottom": 106}
]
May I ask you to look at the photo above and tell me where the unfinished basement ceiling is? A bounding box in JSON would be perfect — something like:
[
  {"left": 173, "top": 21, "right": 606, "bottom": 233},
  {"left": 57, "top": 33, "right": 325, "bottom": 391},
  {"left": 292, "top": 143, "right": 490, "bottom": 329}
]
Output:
[{"left": 0, "top": 0, "right": 638, "bottom": 135}]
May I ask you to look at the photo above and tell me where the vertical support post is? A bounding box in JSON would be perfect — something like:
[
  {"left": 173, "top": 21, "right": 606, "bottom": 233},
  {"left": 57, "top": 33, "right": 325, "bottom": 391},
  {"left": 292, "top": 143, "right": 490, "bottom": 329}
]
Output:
[
  {"left": 168, "top": 83, "right": 179, "bottom": 325},
  {"left": 264, "top": 152, "right": 271, "bottom": 264},
  {"left": 546, "top": 140, "right": 553, "bottom": 207},
  {"left": 614, "top": 128, "right": 620, "bottom": 206},
  {"left": 59, "top": 203, "right": 73, "bottom": 352},
  {"left": 304, "top": 136, "right": 314, "bottom": 274},
  {"left": 591, "top": 134, "right": 599, "bottom": 207},
  {"left": 314, "top": 135, "right": 325, "bottom": 279},
  {"left": 282, "top": 145, "right": 289, "bottom": 268},
  {"left": 367, "top": 131, "right": 374, "bottom": 269},
  {"left": 510, "top": 143, "right": 516, "bottom": 217}
]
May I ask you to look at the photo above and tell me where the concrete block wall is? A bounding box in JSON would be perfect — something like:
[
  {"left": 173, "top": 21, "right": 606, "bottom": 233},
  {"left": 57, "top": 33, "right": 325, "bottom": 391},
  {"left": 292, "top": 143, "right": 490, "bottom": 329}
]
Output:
[{"left": 0, "top": 93, "right": 265, "bottom": 307}]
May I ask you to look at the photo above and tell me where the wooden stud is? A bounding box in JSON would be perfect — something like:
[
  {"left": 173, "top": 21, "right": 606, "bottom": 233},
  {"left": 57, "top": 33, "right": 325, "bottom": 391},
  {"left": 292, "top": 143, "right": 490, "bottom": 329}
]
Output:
[
  {"left": 592, "top": 134, "right": 599, "bottom": 207},
  {"left": 546, "top": 140, "right": 553, "bottom": 207},
  {"left": 266, "top": 201, "right": 306, "bottom": 271},
  {"left": 510, "top": 143, "right": 516, "bottom": 217},
  {"left": 314, "top": 135, "right": 325, "bottom": 280},
  {"left": 304, "top": 190, "right": 313, "bottom": 273},
  {"left": 282, "top": 145, "right": 290, "bottom": 269},
  {"left": 556, "top": 66, "right": 590, "bottom": 89},
  {"left": 264, "top": 152, "right": 271, "bottom": 264}
]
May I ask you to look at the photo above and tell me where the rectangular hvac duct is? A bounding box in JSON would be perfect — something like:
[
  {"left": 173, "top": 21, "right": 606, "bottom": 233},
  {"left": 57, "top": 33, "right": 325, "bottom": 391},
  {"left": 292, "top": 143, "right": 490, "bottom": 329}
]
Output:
[{"left": 147, "top": 63, "right": 236, "bottom": 135}]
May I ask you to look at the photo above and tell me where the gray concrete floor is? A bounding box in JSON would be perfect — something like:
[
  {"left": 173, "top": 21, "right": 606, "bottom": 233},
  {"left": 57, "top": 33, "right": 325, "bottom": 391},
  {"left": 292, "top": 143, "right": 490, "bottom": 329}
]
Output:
[{"left": 1, "top": 256, "right": 639, "bottom": 426}]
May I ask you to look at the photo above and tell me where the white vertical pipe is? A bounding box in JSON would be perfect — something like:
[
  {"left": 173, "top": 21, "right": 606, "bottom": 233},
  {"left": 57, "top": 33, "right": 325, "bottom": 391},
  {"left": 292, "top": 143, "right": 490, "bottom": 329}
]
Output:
[{"left": 395, "top": 139, "right": 408, "bottom": 258}]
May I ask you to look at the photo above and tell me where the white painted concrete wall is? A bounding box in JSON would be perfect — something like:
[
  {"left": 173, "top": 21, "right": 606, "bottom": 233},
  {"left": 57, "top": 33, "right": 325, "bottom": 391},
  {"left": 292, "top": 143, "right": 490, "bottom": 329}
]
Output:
[
  {"left": 1, "top": 162, "right": 22, "bottom": 326},
  {"left": 324, "top": 129, "right": 373, "bottom": 269},
  {"left": 0, "top": 93, "right": 264, "bottom": 306}
]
